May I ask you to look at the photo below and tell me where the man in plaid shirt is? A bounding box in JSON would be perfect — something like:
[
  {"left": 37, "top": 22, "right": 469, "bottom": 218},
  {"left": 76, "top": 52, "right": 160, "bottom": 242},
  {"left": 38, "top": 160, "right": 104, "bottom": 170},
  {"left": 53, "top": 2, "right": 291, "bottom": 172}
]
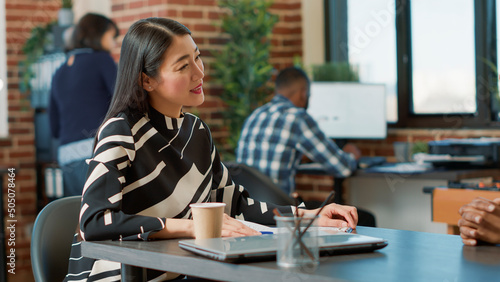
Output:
[{"left": 236, "top": 67, "right": 361, "bottom": 196}]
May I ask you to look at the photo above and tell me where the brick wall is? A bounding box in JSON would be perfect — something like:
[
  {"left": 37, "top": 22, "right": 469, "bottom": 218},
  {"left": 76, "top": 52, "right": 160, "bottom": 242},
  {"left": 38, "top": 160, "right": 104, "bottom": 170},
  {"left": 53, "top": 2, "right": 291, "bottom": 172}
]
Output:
[{"left": 3, "top": 1, "right": 61, "bottom": 281}]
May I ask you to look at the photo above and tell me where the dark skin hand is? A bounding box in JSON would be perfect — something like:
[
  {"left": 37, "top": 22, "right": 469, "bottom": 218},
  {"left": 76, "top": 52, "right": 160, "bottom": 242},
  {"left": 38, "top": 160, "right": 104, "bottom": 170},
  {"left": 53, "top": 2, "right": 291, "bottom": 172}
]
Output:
[
  {"left": 458, "top": 197, "right": 500, "bottom": 246},
  {"left": 342, "top": 143, "right": 361, "bottom": 160}
]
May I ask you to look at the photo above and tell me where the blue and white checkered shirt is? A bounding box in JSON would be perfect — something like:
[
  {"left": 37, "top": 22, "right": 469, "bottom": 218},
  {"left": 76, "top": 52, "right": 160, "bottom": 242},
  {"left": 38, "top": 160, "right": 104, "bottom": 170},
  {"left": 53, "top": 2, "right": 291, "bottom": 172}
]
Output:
[{"left": 236, "top": 94, "right": 357, "bottom": 195}]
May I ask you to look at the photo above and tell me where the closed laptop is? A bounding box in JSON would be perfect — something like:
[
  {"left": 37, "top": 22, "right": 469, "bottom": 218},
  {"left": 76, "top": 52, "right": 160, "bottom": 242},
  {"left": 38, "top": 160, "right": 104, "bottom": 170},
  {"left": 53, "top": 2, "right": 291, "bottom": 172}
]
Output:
[{"left": 179, "top": 231, "right": 388, "bottom": 262}]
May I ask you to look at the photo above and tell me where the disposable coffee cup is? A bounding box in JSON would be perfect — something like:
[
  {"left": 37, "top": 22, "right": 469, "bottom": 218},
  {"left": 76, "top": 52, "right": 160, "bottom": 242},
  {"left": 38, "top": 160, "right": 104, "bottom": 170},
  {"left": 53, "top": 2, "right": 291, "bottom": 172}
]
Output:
[{"left": 190, "top": 202, "right": 226, "bottom": 239}]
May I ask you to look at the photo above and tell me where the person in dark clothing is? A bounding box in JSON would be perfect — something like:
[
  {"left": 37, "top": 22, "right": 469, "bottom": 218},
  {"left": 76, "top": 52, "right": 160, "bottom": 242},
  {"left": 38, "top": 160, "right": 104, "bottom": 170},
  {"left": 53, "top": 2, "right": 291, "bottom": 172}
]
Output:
[{"left": 49, "top": 13, "right": 119, "bottom": 196}]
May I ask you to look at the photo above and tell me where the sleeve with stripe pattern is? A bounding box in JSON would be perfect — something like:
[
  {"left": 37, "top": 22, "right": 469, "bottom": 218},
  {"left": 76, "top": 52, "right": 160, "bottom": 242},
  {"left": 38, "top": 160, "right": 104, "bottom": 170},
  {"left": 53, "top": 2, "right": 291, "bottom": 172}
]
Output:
[
  {"left": 295, "top": 111, "right": 358, "bottom": 178},
  {"left": 79, "top": 117, "right": 166, "bottom": 241}
]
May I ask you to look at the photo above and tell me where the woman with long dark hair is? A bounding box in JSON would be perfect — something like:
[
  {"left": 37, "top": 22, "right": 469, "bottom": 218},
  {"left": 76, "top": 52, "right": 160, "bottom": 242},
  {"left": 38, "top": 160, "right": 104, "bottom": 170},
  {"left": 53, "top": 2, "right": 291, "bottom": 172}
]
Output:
[
  {"left": 49, "top": 13, "right": 119, "bottom": 197},
  {"left": 64, "top": 17, "right": 358, "bottom": 281}
]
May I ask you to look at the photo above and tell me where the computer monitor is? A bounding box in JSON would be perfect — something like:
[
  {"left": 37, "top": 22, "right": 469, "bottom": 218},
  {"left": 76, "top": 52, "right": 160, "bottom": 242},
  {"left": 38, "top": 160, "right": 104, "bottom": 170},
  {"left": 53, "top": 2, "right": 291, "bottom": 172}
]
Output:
[{"left": 307, "top": 82, "right": 387, "bottom": 139}]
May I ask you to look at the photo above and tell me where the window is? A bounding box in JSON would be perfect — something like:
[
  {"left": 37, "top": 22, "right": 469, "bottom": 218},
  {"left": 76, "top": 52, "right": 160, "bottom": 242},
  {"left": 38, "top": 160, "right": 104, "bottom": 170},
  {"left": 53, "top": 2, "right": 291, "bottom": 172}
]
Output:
[
  {"left": 325, "top": 0, "right": 499, "bottom": 128},
  {"left": 396, "top": 0, "right": 496, "bottom": 127},
  {"left": 347, "top": 0, "right": 398, "bottom": 123},
  {"left": 411, "top": 0, "right": 475, "bottom": 114},
  {"left": 0, "top": 0, "right": 7, "bottom": 138}
]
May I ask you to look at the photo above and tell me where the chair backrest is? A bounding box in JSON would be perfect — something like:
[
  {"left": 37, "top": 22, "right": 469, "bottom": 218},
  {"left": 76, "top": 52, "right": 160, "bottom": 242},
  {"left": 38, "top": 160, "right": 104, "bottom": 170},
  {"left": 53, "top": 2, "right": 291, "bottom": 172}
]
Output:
[
  {"left": 224, "top": 162, "right": 294, "bottom": 206},
  {"left": 31, "top": 196, "right": 81, "bottom": 282}
]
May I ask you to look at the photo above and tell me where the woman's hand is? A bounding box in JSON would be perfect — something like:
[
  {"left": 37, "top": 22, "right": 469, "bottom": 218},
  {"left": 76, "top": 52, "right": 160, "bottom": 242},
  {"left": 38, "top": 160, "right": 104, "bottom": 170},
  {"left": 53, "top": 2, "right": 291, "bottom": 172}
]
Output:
[
  {"left": 302, "top": 203, "right": 358, "bottom": 229},
  {"left": 221, "top": 214, "right": 261, "bottom": 237},
  {"left": 458, "top": 197, "right": 500, "bottom": 246}
]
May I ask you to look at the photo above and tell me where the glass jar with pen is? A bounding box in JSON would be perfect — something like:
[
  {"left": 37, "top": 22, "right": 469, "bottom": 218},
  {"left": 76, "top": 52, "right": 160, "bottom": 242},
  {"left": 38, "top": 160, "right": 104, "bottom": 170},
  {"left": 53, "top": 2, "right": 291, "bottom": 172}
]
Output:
[
  {"left": 274, "top": 213, "right": 320, "bottom": 268},
  {"left": 273, "top": 191, "right": 336, "bottom": 268}
]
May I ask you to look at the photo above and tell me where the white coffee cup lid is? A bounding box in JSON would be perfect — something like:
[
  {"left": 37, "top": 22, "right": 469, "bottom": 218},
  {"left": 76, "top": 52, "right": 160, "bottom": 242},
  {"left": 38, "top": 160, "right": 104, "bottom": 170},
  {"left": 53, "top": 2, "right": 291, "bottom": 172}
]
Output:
[{"left": 190, "top": 202, "right": 226, "bottom": 208}]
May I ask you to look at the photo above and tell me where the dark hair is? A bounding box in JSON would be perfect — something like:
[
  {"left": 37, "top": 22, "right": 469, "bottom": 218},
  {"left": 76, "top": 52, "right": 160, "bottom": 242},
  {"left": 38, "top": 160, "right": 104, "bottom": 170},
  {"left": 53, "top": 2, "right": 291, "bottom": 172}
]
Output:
[
  {"left": 275, "top": 67, "right": 310, "bottom": 91},
  {"left": 103, "top": 18, "right": 191, "bottom": 123},
  {"left": 72, "top": 13, "right": 119, "bottom": 51}
]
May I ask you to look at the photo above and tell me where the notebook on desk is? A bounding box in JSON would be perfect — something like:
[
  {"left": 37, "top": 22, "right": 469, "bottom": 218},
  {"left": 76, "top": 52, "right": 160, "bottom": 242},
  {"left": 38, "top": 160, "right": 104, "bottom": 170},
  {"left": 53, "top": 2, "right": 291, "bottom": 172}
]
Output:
[{"left": 178, "top": 229, "right": 388, "bottom": 262}]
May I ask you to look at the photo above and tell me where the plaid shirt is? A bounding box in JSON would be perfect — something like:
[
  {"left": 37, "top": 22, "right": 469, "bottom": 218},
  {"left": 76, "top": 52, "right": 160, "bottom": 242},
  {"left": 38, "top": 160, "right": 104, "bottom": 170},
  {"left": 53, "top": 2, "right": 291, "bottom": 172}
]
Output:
[{"left": 236, "top": 94, "right": 357, "bottom": 195}]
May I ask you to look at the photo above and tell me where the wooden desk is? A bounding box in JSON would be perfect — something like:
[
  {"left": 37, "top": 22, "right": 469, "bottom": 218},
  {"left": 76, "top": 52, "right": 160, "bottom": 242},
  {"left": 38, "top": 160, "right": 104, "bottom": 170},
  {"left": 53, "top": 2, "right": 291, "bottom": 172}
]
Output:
[
  {"left": 81, "top": 226, "right": 500, "bottom": 282},
  {"left": 430, "top": 188, "right": 500, "bottom": 234}
]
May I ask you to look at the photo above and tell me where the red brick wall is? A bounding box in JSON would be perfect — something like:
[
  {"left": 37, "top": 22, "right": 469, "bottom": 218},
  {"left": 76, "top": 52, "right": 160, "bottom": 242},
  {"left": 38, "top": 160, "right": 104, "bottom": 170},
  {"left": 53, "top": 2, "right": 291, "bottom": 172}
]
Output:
[{"left": 2, "top": 1, "right": 61, "bottom": 281}]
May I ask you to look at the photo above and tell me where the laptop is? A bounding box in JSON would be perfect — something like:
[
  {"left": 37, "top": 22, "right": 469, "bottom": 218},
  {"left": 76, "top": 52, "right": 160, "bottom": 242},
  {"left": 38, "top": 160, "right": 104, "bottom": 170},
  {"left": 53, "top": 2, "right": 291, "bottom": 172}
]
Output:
[{"left": 178, "top": 230, "right": 388, "bottom": 262}]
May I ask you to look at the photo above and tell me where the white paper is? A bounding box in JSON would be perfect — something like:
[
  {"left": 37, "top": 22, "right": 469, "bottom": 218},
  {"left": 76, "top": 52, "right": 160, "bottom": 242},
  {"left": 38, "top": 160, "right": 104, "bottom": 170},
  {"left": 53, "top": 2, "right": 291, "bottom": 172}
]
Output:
[{"left": 237, "top": 219, "right": 353, "bottom": 234}]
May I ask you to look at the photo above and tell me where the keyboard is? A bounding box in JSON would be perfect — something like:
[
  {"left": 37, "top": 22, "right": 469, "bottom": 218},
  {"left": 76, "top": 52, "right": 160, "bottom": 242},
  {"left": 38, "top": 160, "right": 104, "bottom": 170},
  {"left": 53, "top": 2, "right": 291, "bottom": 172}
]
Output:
[
  {"left": 357, "top": 156, "right": 387, "bottom": 169},
  {"left": 297, "top": 156, "right": 387, "bottom": 173}
]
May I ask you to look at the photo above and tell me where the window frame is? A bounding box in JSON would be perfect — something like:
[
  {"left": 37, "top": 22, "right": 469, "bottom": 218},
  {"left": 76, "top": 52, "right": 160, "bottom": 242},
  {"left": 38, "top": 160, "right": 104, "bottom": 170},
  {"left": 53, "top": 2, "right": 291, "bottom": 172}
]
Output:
[
  {"left": 324, "top": 0, "right": 348, "bottom": 63},
  {"left": 395, "top": 0, "right": 497, "bottom": 128},
  {"left": 324, "top": 0, "right": 500, "bottom": 128}
]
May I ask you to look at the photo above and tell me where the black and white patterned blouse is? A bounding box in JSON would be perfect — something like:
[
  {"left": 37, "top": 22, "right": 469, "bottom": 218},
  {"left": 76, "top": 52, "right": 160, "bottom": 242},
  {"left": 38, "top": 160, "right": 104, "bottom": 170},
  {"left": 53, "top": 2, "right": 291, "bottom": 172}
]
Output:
[{"left": 64, "top": 107, "right": 292, "bottom": 281}]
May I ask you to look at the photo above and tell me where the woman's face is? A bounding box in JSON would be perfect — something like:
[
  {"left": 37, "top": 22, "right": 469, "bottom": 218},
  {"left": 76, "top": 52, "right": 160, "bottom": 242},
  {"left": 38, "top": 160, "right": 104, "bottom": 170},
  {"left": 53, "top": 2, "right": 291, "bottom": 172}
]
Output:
[
  {"left": 101, "top": 28, "right": 116, "bottom": 51},
  {"left": 147, "top": 34, "right": 205, "bottom": 118}
]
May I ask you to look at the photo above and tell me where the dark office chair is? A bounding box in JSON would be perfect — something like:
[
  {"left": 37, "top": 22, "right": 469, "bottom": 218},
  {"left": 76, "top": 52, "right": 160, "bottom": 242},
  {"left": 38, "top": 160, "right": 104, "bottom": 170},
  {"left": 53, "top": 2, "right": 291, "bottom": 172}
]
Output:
[
  {"left": 224, "top": 162, "right": 295, "bottom": 206},
  {"left": 31, "top": 196, "right": 81, "bottom": 282},
  {"left": 225, "top": 162, "right": 377, "bottom": 226}
]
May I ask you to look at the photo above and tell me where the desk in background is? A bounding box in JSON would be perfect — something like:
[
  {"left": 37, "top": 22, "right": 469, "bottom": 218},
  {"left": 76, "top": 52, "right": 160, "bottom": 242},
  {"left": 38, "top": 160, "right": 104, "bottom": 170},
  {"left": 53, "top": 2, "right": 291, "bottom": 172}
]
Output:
[
  {"left": 347, "top": 166, "right": 500, "bottom": 234},
  {"left": 424, "top": 186, "right": 500, "bottom": 234},
  {"left": 299, "top": 162, "right": 500, "bottom": 234},
  {"left": 81, "top": 226, "right": 500, "bottom": 282}
]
